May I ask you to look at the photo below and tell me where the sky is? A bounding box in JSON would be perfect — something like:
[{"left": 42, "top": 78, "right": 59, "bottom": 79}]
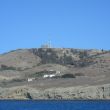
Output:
[{"left": 0, "top": 0, "right": 110, "bottom": 53}]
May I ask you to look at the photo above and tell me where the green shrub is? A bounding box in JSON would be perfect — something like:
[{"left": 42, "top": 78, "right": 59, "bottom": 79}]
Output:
[
  {"left": 0, "top": 64, "right": 16, "bottom": 70},
  {"left": 74, "top": 73, "right": 85, "bottom": 76},
  {"left": 11, "top": 78, "right": 25, "bottom": 82},
  {"left": 30, "top": 71, "right": 45, "bottom": 77},
  {"left": 61, "top": 74, "right": 76, "bottom": 78}
]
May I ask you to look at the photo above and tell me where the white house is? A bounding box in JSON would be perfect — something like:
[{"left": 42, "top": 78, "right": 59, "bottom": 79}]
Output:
[
  {"left": 43, "top": 75, "right": 48, "bottom": 78},
  {"left": 43, "top": 74, "right": 55, "bottom": 78},
  {"left": 56, "top": 71, "right": 61, "bottom": 74},
  {"left": 27, "top": 78, "right": 35, "bottom": 82},
  {"left": 49, "top": 74, "right": 55, "bottom": 77}
]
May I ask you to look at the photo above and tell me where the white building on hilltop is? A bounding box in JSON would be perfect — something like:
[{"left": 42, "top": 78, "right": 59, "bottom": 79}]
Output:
[{"left": 41, "top": 41, "right": 52, "bottom": 48}]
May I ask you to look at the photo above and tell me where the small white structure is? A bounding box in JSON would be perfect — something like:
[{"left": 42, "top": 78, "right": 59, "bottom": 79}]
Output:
[
  {"left": 49, "top": 70, "right": 54, "bottom": 72},
  {"left": 43, "top": 75, "right": 48, "bottom": 78},
  {"left": 56, "top": 71, "right": 61, "bottom": 74},
  {"left": 50, "top": 74, "right": 55, "bottom": 78},
  {"left": 27, "top": 78, "right": 35, "bottom": 82},
  {"left": 43, "top": 74, "right": 55, "bottom": 78}
]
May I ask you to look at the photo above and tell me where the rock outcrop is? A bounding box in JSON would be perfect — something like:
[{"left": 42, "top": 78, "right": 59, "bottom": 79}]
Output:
[
  {"left": 0, "top": 84, "right": 110, "bottom": 99},
  {"left": 28, "top": 84, "right": 110, "bottom": 99}
]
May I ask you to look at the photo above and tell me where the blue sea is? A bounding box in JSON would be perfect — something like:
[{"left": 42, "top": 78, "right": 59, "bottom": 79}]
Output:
[{"left": 0, "top": 100, "right": 110, "bottom": 110}]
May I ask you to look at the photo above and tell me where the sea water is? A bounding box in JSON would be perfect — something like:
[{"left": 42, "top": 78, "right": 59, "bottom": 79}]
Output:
[{"left": 0, "top": 100, "right": 110, "bottom": 110}]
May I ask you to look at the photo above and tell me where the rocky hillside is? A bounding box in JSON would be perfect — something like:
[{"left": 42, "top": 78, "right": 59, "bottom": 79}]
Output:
[{"left": 0, "top": 48, "right": 110, "bottom": 99}]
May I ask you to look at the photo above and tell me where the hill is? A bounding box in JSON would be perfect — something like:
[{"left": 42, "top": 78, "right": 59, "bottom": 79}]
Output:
[{"left": 0, "top": 48, "right": 110, "bottom": 99}]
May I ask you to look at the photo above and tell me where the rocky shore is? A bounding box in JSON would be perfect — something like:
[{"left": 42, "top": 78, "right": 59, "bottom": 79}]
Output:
[{"left": 0, "top": 84, "right": 110, "bottom": 99}]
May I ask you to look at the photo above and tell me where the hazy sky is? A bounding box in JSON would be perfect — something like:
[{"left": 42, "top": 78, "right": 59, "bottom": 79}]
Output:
[{"left": 0, "top": 0, "right": 110, "bottom": 53}]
